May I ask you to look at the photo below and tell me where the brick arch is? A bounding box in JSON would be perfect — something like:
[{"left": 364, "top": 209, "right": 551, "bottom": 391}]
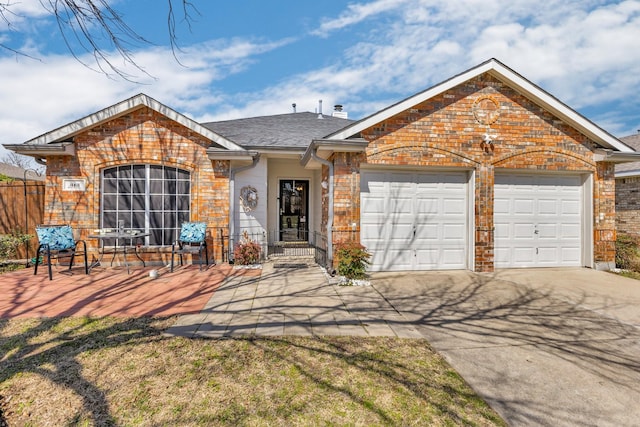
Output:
[
  {"left": 491, "top": 147, "right": 595, "bottom": 171},
  {"left": 367, "top": 142, "right": 480, "bottom": 168},
  {"left": 92, "top": 158, "right": 198, "bottom": 173}
]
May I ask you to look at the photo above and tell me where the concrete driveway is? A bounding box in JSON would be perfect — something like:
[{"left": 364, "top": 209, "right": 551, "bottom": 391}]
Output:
[{"left": 371, "top": 268, "right": 640, "bottom": 427}]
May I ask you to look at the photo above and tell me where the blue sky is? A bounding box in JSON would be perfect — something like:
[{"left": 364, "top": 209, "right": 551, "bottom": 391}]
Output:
[{"left": 2, "top": 0, "right": 640, "bottom": 158}]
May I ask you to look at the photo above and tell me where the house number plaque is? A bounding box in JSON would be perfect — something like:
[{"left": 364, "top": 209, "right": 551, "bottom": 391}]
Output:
[{"left": 62, "top": 179, "right": 86, "bottom": 192}]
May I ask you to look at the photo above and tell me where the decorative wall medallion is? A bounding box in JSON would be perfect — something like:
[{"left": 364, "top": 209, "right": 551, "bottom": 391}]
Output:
[
  {"left": 240, "top": 185, "right": 258, "bottom": 211},
  {"left": 472, "top": 95, "right": 501, "bottom": 125}
]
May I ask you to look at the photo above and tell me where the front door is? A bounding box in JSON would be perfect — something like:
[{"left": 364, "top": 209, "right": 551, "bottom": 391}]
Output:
[{"left": 279, "top": 179, "right": 309, "bottom": 241}]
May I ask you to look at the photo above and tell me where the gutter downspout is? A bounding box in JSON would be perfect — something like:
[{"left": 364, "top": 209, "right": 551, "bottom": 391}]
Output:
[
  {"left": 229, "top": 154, "right": 260, "bottom": 261},
  {"left": 310, "top": 147, "right": 334, "bottom": 270}
]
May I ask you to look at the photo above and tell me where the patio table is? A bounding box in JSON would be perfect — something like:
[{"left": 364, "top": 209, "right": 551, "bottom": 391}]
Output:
[{"left": 88, "top": 230, "right": 150, "bottom": 274}]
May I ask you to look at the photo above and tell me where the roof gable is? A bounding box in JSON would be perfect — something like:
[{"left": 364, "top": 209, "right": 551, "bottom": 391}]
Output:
[
  {"left": 22, "top": 93, "right": 245, "bottom": 152},
  {"left": 326, "top": 58, "right": 631, "bottom": 153}
]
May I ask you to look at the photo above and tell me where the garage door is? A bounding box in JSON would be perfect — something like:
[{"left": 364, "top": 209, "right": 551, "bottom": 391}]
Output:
[
  {"left": 494, "top": 173, "right": 583, "bottom": 268},
  {"left": 360, "top": 170, "right": 469, "bottom": 271}
]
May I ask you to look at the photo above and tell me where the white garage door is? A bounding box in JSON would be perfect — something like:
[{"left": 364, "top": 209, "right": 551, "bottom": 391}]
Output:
[
  {"left": 494, "top": 173, "right": 583, "bottom": 268},
  {"left": 360, "top": 170, "right": 469, "bottom": 271}
]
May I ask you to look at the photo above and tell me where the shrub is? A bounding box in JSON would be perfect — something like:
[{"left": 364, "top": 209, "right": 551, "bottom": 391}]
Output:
[
  {"left": 334, "top": 241, "right": 371, "bottom": 280},
  {"left": 0, "top": 229, "right": 32, "bottom": 261},
  {"left": 233, "top": 231, "right": 261, "bottom": 265},
  {"left": 615, "top": 233, "right": 640, "bottom": 271}
]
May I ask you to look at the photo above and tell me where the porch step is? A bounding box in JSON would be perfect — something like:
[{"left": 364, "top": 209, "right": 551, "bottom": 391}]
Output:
[{"left": 268, "top": 255, "right": 316, "bottom": 268}]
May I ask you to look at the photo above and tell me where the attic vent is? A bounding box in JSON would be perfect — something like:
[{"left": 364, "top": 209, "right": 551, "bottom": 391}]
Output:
[{"left": 332, "top": 104, "right": 348, "bottom": 119}]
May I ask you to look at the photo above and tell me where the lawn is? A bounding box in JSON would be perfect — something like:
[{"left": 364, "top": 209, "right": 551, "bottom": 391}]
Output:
[{"left": 0, "top": 316, "right": 505, "bottom": 426}]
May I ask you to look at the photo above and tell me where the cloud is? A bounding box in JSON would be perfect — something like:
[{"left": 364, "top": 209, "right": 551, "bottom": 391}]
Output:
[
  {"left": 4, "top": 0, "right": 640, "bottom": 158},
  {"left": 311, "top": 0, "right": 409, "bottom": 37},
  {"left": 0, "top": 36, "right": 293, "bottom": 151},
  {"left": 295, "top": 0, "right": 640, "bottom": 134}
]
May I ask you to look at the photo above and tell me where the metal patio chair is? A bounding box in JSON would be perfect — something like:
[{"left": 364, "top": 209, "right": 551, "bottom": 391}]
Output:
[
  {"left": 34, "top": 224, "right": 88, "bottom": 280},
  {"left": 171, "top": 222, "right": 209, "bottom": 272}
]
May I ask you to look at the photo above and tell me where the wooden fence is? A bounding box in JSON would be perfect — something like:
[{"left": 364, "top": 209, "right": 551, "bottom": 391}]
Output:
[{"left": 0, "top": 180, "right": 45, "bottom": 260}]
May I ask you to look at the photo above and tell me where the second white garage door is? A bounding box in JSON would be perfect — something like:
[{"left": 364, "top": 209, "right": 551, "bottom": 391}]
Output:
[
  {"left": 494, "top": 173, "right": 584, "bottom": 268},
  {"left": 360, "top": 170, "right": 469, "bottom": 271}
]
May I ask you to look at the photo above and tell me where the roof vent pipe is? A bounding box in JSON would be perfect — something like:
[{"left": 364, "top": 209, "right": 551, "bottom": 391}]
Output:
[
  {"left": 292, "top": 103, "right": 296, "bottom": 113},
  {"left": 317, "top": 100, "right": 323, "bottom": 119}
]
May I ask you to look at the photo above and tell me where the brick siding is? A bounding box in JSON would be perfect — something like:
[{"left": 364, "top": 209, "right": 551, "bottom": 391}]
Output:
[
  {"left": 616, "top": 176, "right": 640, "bottom": 237},
  {"left": 330, "top": 74, "right": 615, "bottom": 272},
  {"left": 42, "top": 107, "right": 229, "bottom": 263}
]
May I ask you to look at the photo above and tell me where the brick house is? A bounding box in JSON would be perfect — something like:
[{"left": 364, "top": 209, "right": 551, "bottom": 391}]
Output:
[
  {"left": 5, "top": 58, "right": 639, "bottom": 272},
  {"left": 615, "top": 133, "right": 640, "bottom": 238}
]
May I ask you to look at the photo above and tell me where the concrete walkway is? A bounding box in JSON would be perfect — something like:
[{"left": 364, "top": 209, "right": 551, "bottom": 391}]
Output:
[{"left": 166, "top": 261, "right": 423, "bottom": 338}]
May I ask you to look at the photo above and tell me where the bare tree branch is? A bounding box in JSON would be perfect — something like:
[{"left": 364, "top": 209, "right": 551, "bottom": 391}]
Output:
[
  {"left": 0, "top": 0, "right": 197, "bottom": 80},
  {"left": 1, "top": 151, "right": 45, "bottom": 173}
]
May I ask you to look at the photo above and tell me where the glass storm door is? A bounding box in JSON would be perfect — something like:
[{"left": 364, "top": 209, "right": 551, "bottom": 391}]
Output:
[{"left": 279, "top": 180, "right": 309, "bottom": 241}]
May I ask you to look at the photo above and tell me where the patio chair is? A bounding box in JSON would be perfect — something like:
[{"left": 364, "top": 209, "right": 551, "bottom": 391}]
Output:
[
  {"left": 171, "top": 222, "right": 209, "bottom": 272},
  {"left": 34, "top": 224, "right": 88, "bottom": 280}
]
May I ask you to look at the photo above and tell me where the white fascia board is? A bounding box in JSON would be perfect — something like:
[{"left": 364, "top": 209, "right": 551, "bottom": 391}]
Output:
[
  {"left": 328, "top": 59, "right": 631, "bottom": 153},
  {"left": 593, "top": 149, "right": 640, "bottom": 162},
  {"left": 22, "top": 94, "right": 246, "bottom": 152},
  {"left": 206, "top": 149, "right": 258, "bottom": 161},
  {"left": 300, "top": 139, "right": 368, "bottom": 166},
  {"left": 615, "top": 169, "right": 640, "bottom": 178},
  {"left": 3, "top": 142, "right": 75, "bottom": 156}
]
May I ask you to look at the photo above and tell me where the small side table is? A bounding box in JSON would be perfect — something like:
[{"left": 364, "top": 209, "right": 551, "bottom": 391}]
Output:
[{"left": 88, "top": 231, "right": 150, "bottom": 274}]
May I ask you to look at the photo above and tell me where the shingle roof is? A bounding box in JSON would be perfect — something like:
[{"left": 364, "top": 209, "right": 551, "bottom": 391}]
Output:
[
  {"left": 615, "top": 133, "right": 640, "bottom": 175},
  {"left": 202, "top": 112, "right": 354, "bottom": 149}
]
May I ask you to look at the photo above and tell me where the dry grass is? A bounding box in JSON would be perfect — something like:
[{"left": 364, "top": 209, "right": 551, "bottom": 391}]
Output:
[{"left": 0, "top": 316, "right": 505, "bottom": 426}]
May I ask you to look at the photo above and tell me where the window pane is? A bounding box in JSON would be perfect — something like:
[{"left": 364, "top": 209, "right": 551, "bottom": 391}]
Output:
[
  {"left": 149, "top": 212, "right": 162, "bottom": 229},
  {"left": 118, "top": 180, "right": 131, "bottom": 193},
  {"left": 132, "top": 179, "right": 145, "bottom": 193},
  {"left": 149, "top": 180, "right": 163, "bottom": 194},
  {"left": 177, "top": 211, "right": 190, "bottom": 225},
  {"left": 117, "top": 194, "right": 130, "bottom": 210},
  {"left": 103, "top": 195, "right": 117, "bottom": 210},
  {"left": 177, "top": 169, "right": 190, "bottom": 180},
  {"left": 131, "top": 195, "right": 145, "bottom": 211},
  {"left": 165, "top": 168, "right": 177, "bottom": 180},
  {"left": 118, "top": 166, "right": 132, "bottom": 179},
  {"left": 177, "top": 196, "right": 190, "bottom": 210},
  {"left": 163, "top": 195, "right": 175, "bottom": 210},
  {"left": 164, "top": 180, "right": 176, "bottom": 195},
  {"left": 164, "top": 212, "right": 176, "bottom": 230},
  {"left": 103, "top": 212, "right": 117, "bottom": 228},
  {"left": 149, "top": 229, "right": 162, "bottom": 246},
  {"left": 177, "top": 181, "right": 190, "bottom": 194},
  {"left": 103, "top": 168, "right": 118, "bottom": 179},
  {"left": 132, "top": 211, "right": 146, "bottom": 229},
  {"left": 162, "top": 230, "right": 174, "bottom": 246},
  {"left": 132, "top": 165, "right": 146, "bottom": 178},
  {"left": 103, "top": 179, "right": 118, "bottom": 193},
  {"left": 149, "top": 195, "right": 163, "bottom": 211},
  {"left": 149, "top": 165, "right": 163, "bottom": 179}
]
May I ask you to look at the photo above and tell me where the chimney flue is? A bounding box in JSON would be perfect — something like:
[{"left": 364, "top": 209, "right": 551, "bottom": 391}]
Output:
[
  {"left": 332, "top": 103, "right": 348, "bottom": 119},
  {"left": 292, "top": 103, "right": 296, "bottom": 113},
  {"left": 317, "top": 100, "right": 323, "bottom": 119}
]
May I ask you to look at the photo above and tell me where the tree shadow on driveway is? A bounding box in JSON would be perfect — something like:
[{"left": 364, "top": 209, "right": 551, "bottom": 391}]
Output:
[{"left": 370, "top": 269, "right": 640, "bottom": 427}]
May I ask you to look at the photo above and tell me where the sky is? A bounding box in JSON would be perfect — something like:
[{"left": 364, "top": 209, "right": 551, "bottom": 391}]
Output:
[{"left": 1, "top": 0, "right": 640, "bottom": 160}]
